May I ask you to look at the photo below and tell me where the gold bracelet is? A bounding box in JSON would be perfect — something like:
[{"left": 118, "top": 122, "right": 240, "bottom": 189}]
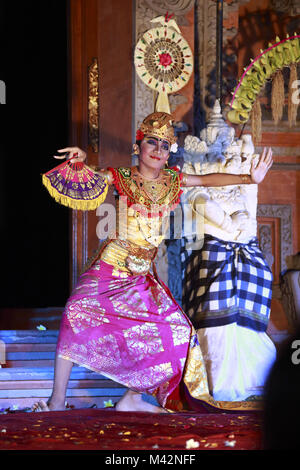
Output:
[
  {"left": 181, "top": 174, "right": 188, "bottom": 186},
  {"left": 240, "top": 174, "right": 251, "bottom": 183},
  {"left": 90, "top": 166, "right": 113, "bottom": 184}
]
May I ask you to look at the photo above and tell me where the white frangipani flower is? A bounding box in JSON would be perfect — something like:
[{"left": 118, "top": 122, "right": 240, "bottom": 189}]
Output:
[
  {"left": 170, "top": 142, "right": 178, "bottom": 153},
  {"left": 185, "top": 438, "right": 200, "bottom": 449}
]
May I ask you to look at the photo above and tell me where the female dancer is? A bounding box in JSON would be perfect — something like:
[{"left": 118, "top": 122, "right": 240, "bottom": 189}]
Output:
[{"left": 33, "top": 112, "right": 273, "bottom": 413}]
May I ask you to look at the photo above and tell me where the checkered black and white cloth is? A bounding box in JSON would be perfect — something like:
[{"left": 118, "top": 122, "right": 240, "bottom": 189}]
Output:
[{"left": 181, "top": 235, "right": 273, "bottom": 332}]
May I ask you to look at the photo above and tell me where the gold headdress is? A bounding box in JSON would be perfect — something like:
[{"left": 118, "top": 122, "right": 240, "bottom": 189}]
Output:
[{"left": 138, "top": 112, "right": 177, "bottom": 144}]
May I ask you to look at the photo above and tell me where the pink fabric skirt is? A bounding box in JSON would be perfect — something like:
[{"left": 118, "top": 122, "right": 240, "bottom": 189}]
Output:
[{"left": 56, "top": 259, "right": 193, "bottom": 408}]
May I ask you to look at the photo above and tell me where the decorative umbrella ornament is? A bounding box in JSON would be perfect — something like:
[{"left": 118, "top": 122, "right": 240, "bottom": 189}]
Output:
[{"left": 134, "top": 13, "right": 194, "bottom": 113}]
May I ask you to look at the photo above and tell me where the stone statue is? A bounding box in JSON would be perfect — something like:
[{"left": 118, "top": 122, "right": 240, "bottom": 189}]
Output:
[{"left": 181, "top": 100, "right": 277, "bottom": 401}]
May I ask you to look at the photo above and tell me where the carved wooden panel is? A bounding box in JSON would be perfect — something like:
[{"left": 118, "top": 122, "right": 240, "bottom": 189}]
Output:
[{"left": 88, "top": 57, "right": 99, "bottom": 153}]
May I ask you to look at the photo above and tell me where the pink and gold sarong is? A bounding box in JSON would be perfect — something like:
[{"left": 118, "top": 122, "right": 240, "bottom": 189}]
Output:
[
  {"left": 57, "top": 257, "right": 194, "bottom": 407},
  {"left": 57, "top": 249, "right": 259, "bottom": 412}
]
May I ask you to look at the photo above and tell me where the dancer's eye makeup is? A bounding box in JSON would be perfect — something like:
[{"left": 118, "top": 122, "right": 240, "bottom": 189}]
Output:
[
  {"left": 144, "top": 137, "right": 170, "bottom": 151},
  {"left": 145, "top": 138, "right": 157, "bottom": 146}
]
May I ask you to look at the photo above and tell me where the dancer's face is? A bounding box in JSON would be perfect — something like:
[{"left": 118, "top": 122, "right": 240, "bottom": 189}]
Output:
[{"left": 139, "top": 135, "right": 170, "bottom": 170}]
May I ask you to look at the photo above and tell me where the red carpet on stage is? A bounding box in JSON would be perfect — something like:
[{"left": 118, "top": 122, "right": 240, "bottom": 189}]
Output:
[{"left": 0, "top": 408, "right": 263, "bottom": 450}]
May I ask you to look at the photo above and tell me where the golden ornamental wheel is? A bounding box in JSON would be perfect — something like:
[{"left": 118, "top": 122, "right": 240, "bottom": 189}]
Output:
[{"left": 134, "top": 18, "right": 193, "bottom": 112}]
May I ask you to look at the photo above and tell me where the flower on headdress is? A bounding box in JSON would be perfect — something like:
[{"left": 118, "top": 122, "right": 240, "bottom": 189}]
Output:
[
  {"left": 136, "top": 129, "right": 144, "bottom": 142},
  {"left": 170, "top": 142, "right": 178, "bottom": 153}
]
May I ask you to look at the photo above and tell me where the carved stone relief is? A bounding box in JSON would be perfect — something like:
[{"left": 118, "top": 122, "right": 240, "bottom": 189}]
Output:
[
  {"left": 258, "top": 224, "right": 274, "bottom": 270},
  {"left": 280, "top": 271, "right": 300, "bottom": 329},
  {"left": 194, "top": 0, "right": 217, "bottom": 116},
  {"left": 257, "top": 204, "right": 293, "bottom": 274},
  {"left": 143, "top": 0, "right": 195, "bottom": 17},
  {"left": 270, "top": 0, "right": 300, "bottom": 16}
]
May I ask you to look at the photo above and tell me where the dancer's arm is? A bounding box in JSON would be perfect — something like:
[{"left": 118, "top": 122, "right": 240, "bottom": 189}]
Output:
[{"left": 181, "top": 147, "right": 273, "bottom": 187}]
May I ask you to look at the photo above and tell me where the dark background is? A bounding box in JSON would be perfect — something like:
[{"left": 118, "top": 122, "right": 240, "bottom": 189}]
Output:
[{"left": 0, "top": 1, "right": 70, "bottom": 308}]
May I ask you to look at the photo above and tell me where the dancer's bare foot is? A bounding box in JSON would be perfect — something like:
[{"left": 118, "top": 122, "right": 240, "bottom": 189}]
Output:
[
  {"left": 115, "top": 390, "right": 169, "bottom": 413},
  {"left": 31, "top": 399, "right": 66, "bottom": 412}
]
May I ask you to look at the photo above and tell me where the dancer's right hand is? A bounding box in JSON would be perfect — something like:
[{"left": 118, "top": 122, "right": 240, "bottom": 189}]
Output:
[{"left": 54, "top": 146, "right": 87, "bottom": 163}]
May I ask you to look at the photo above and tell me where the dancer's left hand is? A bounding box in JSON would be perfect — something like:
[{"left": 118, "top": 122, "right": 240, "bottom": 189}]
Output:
[
  {"left": 250, "top": 147, "right": 273, "bottom": 184},
  {"left": 54, "top": 146, "right": 87, "bottom": 163}
]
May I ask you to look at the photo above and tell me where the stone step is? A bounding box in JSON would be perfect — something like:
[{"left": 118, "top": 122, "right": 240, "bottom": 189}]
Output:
[
  {"left": 6, "top": 352, "right": 55, "bottom": 360},
  {"left": 4, "top": 351, "right": 55, "bottom": 368},
  {"left": 4, "top": 360, "right": 54, "bottom": 368},
  {"left": 5, "top": 344, "right": 56, "bottom": 352},
  {"left": 0, "top": 330, "right": 58, "bottom": 344},
  {"left": 0, "top": 367, "right": 105, "bottom": 381},
  {"left": 0, "top": 396, "right": 119, "bottom": 410},
  {"left": 0, "top": 388, "right": 125, "bottom": 399},
  {"left": 0, "top": 379, "right": 118, "bottom": 390},
  {"left": 0, "top": 379, "right": 119, "bottom": 390},
  {"left": 0, "top": 330, "right": 57, "bottom": 367},
  {"left": 0, "top": 367, "right": 126, "bottom": 410},
  {"left": 0, "top": 331, "right": 129, "bottom": 410}
]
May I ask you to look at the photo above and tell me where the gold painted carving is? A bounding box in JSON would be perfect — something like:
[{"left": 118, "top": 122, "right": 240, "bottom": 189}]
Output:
[{"left": 88, "top": 58, "right": 99, "bottom": 153}]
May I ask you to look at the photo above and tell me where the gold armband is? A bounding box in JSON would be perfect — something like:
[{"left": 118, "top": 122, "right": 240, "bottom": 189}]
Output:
[
  {"left": 240, "top": 174, "right": 252, "bottom": 184},
  {"left": 90, "top": 167, "right": 113, "bottom": 184},
  {"left": 181, "top": 174, "right": 188, "bottom": 186}
]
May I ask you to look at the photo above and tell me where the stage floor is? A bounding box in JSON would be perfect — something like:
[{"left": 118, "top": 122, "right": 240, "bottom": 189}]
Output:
[{"left": 0, "top": 408, "right": 263, "bottom": 451}]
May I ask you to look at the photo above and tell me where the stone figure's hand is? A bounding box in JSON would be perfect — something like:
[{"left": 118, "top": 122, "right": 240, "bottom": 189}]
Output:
[
  {"left": 250, "top": 147, "right": 273, "bottom": 184},
  {"left": 220, "top": 210, "right": 250, "bottom": 232},
  {"left": 53, "top": 146, "right": 87, "bottom": 163},
  {"left": 231, "top": 211, "right": 250, "bottom": 230}
]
